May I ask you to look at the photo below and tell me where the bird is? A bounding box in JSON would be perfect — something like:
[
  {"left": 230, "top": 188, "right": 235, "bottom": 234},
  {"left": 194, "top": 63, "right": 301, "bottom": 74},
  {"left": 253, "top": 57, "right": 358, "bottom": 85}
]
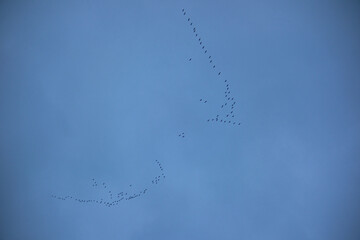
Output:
[
  {"left": 218, "top": 72, "right": 221, "bottom": 75},
  {"left": 209, "top": 56, "right": 211, "bottom": 58},
  {"left": 182, "top": 8, "right": 184, "bottom": 12},
  {"left": 189, "top": 58, "right": 192, "bottom": 61},
  {"left": 204, "top": 50, "right": 207, "bottom": 53},
  {"left": 190, "top": 23, "right": 193, "bottom": 25},
  {"left": 213, "top": 65, "right": 215, "bottom": 68},
  {"left": 200, "top": 99, "right": 202, "bottom": 101},
  {"left": 188, "top": 18, "right": 190, "bottom": 21},
  {"left": 202, "top": 46, "right": 204, "bottom": 49},
  {"left": 204, "top": 100, "right": 207, "bottom": 103}
]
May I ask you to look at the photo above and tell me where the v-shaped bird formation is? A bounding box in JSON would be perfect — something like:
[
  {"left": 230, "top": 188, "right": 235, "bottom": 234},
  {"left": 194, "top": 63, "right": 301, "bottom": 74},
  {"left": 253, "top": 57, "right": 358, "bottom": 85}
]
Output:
[
  {"left": 52, "top": 8, "right": 241, "bottom": 208},
  {"left": 51, "top": 159, "right": 166, "bottom": 207},
  {"left": 182, "top": 8, "right": 241, "bottom": 126}
]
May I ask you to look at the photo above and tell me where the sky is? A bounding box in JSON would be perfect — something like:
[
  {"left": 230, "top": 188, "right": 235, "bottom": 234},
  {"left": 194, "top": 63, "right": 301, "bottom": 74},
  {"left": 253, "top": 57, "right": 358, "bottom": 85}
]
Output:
[{"left": 0, "top": 0, "right": 360, "bottom": 239}]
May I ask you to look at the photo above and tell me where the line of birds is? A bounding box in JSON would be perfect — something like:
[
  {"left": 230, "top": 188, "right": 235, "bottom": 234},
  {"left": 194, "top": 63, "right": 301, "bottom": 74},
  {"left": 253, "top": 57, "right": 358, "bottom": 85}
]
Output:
[
  {"left": 51, "top": 159, "right": 166, "bottom": 207},
  {"left": 152, "top": 159, "right": 166, "bottom": 184},
  {"left": 182, "top": 8, "right": 241, "bottom": 127}
]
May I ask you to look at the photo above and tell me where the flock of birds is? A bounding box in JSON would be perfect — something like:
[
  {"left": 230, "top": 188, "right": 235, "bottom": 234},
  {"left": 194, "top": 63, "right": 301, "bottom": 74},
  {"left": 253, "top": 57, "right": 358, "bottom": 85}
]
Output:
[
  {"left": 51, "top": 159, "right": 165, "bottom": 207},
  {"left": 178, "top": 132, "right": 185, "bottom": 138},
  {"left": 52, "top": 8, "right": 241, "bottom": 207},
  {"left": 182, "top": 8, "right": 241, "bottom": 127}
]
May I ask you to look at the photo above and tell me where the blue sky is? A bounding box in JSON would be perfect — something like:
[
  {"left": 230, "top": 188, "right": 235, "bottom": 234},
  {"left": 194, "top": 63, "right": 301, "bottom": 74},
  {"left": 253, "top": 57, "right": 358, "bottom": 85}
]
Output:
[{"left": 0, "top": 0, "right": 359, "bottom": 239}]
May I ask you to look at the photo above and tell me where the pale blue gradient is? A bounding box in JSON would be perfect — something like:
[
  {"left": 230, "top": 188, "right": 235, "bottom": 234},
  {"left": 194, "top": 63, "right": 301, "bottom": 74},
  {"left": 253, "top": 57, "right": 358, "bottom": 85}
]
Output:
[{"left": 0, "top": 0, "right": 360, "bottom": 239}]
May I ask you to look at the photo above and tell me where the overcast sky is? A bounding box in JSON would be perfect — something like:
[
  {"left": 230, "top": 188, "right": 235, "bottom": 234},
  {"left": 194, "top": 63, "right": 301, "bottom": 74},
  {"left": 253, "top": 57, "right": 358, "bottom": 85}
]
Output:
[{"left": 0, "top": 0, "right": 360, "bottom": 239}]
